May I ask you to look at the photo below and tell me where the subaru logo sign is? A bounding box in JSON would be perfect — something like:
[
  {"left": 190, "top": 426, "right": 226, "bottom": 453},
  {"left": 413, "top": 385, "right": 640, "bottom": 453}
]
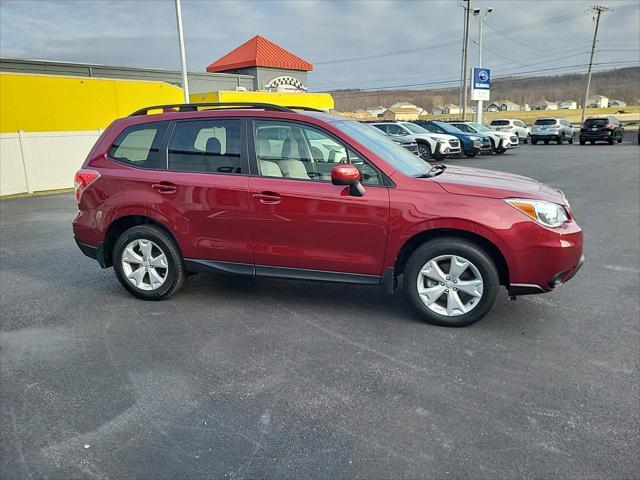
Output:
[{"left": 473, "top": 68, "right": 491, "bottom": 89}]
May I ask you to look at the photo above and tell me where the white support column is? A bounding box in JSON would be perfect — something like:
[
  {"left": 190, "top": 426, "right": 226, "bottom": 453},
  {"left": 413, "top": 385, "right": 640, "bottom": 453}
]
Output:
[{"left": 17, "top": 130, "right": 33, "bottom": 194}]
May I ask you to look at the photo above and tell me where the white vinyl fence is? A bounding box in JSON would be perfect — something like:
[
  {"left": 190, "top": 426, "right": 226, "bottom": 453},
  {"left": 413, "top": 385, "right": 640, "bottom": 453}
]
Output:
[{"left": 0, "top": 130, "right": 101, "bottom": 196}]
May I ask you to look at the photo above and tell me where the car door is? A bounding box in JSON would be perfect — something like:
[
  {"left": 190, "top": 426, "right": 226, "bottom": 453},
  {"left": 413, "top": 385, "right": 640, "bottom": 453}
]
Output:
[
  {"left": 145, "top": 117, "right": 253, "bottom": 266},
  {"left": 248, "top": 118, "right": 390, "bottom": 277}
]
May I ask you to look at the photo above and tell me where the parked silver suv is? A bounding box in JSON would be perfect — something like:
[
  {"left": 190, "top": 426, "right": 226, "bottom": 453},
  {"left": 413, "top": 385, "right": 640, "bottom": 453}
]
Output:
[{"left": 531, "top": 118, "right": 574, "bottom": 145}]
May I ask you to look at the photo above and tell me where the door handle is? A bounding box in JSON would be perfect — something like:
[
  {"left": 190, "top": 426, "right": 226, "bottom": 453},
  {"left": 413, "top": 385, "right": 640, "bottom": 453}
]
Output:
[
  {"left": 151, "top": 182, "right": 177, "bottom": 194},
  {"left": 253, "top": 192, "right": 281, "bottom": 204}
]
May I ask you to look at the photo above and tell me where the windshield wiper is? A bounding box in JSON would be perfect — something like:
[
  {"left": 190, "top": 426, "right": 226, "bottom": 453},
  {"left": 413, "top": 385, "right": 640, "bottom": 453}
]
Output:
[{"left": 414, "top": 164, "right": 446, "bottom": 178}]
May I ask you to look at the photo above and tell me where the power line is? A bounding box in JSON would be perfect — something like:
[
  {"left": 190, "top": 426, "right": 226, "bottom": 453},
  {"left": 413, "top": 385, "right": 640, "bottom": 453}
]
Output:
[{"left": 312, "top": 8, "right": 590, "bottom": 66}]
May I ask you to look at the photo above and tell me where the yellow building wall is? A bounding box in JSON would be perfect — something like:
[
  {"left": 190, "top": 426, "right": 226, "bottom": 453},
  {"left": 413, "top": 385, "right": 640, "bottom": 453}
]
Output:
[
  {"left": 0, "top": 72, "right": 184, "bottom": 133},
  {"left": 190, "top": 90, "right": 334, "bottom": 111}
]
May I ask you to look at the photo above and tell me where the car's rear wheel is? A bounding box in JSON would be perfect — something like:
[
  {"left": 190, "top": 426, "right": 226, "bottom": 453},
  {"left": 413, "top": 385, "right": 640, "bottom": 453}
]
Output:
[
  {"left": 608, "top": 137, "right": 614, "bottom": 145},
  {"left": 590, "top": 140, "right": 595, "bottom": 144},
  {"left": 531, "top": 138, "right": 538, "bottom": 145},
  {"left": 617, "top": 135, "right": 623, "bottom": 143},
  {"left": 524, "top": 134, "right": 530, "bottom": 144},
  {"left": 557, "top": 135, "right": 563, "bottom": 144},
  {"left": 580, "top": 139, "right": 586, "bottom": 145},
  {"left": 113, "top": 225, "right": 186, "bottom": 300},
  {"left": 417, "top": 143, "right": 431, "bottom": 162},
  {"left": 403, "top": 238, "right": 499, "bottom": 327},
  {"left": 544, "top": 139, "right": 550, "bottom": 145},
  {"left": 568, "top": 134, "right": 574, "bottom": 144}
]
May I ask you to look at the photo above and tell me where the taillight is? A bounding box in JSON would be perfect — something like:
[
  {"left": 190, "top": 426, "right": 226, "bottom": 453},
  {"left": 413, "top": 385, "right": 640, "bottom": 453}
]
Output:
[
  {"left": 74, "top": 169, "right": 100, "bottom": 203},
  {"left": 553, "top": 124, "right": 561, "bottom": 128},
  {"left": 604, "top": 124, "right": 613, "bottom": 129},
  {"left": 504, "top": 125, "right": 513, "bottom": 129}
]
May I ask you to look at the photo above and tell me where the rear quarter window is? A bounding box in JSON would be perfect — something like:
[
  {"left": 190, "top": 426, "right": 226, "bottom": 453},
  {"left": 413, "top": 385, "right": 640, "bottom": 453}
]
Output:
[{"left": 108, "top": 122, "right": 167, "bottom": 169}]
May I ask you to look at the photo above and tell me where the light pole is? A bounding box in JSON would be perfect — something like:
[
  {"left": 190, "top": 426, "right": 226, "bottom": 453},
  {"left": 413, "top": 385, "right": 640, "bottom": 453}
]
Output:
[
  {"left": 473, "top": 7, "right": 492, "bottom": 124},
  {"left": 175, "top": 0, "right": 190, "bottom": 103}
]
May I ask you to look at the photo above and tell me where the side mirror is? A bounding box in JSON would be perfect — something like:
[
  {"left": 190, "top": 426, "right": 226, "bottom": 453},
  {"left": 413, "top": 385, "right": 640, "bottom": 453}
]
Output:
[{"left": 331, "top": 164, "right": 365, "bottom": 197}]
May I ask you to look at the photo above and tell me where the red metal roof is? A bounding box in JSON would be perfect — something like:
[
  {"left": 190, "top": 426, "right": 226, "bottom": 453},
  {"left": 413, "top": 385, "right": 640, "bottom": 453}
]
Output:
[{"left": 206, "top": 35, "right": 313, "bottom": 73}]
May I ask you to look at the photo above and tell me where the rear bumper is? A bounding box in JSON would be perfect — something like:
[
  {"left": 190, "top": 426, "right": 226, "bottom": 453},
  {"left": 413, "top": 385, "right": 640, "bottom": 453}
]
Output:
[
  {"left": 580, "top": 131, "right": 613, "bottom": 140},
  {"left": 74, "top": 237, "right": 108, "bottom": 268}
]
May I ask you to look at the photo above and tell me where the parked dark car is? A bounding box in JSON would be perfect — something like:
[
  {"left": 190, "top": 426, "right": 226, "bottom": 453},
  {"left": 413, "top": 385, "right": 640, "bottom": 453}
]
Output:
[
  {"left": 579, "top": 117, "right": 624, "bottom": 145},
  {"left": 73, "top": 102, "right": 584, "bottom": 327},
  {"left": 414, "top": 120, "right": 492, "bottom": 157}
]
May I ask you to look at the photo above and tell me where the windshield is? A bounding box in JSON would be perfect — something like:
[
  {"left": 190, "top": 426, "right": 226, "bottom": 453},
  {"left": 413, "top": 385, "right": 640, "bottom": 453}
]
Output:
[
  {"left": 535, "top": 119, "right": 558, "bottom": 125},
  {"left": 467, "top": 122, "right": 491, "bottom": 132},
  {"left": 490, "top": 120, "right": 510, "bottom": 126},
  {"left": 333, "top": 121, "right": 430, "bottom": 177},
  {"left": 434, "top": 122, "right": 463, "bottom": 134},
  {"left": 402, "top": 123, "right": 429, "bottom": 134},
  {"left": 451, "top": 123, "right": 473, "bottom": 133}
]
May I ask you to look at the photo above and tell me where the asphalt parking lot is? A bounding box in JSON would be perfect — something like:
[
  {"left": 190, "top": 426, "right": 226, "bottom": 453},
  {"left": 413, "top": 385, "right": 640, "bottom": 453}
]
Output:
[{"left": 1, "top": 140, "right": 639, "bottom": 479}]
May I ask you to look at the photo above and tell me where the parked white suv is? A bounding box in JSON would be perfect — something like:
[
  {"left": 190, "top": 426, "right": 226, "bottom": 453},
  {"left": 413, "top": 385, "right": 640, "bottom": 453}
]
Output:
[
  {"left": 371, "top": 122, "right": 461, "bottom": 161},
  {"left": 449, "top": 121, "right": 518, "bottom": 154},
  {"left": 489, "top": 119, "right": 531, "bottom": 144}
]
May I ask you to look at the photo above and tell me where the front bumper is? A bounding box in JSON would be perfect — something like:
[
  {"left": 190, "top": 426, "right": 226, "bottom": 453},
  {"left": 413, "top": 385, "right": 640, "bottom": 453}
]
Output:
[
  {"left": 435, "top": 141, "right": 462, "bottom": 156},
  {"left": 507, "top": 219, "right": 584, "bottom": 295}
]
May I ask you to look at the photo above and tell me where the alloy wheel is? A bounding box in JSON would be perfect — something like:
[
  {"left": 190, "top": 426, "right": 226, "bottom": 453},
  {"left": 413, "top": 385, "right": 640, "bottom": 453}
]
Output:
[
  {"left": 416, "top": 254, "right": 483, "bottom": 316},
  {"left": 121, "top": 239, "right": 169, "bottom": 291}
]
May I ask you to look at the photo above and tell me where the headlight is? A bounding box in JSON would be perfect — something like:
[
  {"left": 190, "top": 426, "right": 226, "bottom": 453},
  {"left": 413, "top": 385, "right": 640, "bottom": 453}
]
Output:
[
  {"left": 505, "top": 199, "right": 569, "bottom": 228},
  {"left": 436, "top": 139, "right": 447, "bottom": 144}
]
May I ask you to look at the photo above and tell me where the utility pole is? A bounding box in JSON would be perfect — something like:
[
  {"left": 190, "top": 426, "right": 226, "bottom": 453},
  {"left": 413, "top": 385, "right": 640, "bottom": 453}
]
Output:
[
  {"left": 474, "top": 8, "right": 493, "bottom": 124},
  {"left": 175, "top": 0, "right": 190, "bottom": 103},
  {"left": 582, "top": 5, "right": 608, "bottom": 122},
  {"left": 458, "top": 2, "right": 468, "bottom": 119},
  {"left": 461, "top": 0, "right": 471, "bottom": 121}
]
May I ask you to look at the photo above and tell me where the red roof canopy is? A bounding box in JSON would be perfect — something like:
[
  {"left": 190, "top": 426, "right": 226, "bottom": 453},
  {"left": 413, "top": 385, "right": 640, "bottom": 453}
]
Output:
[{"left": 206, "top": 35, "right": 313, "bottom": 73}]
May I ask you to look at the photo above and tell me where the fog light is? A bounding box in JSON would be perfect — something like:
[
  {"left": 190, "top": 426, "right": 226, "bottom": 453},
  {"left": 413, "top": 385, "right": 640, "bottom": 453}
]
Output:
[{"left": 548, "top": 269, "right": 569, "bottom": 289}]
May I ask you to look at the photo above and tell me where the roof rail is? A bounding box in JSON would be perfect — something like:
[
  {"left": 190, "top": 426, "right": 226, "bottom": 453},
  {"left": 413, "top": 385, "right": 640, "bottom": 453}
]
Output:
[
  {"left": 129, "top": 102, "right": 295, "bottom": 116},
  {"left": 284, "top": 106, "right": 325, "bottom": 112}
]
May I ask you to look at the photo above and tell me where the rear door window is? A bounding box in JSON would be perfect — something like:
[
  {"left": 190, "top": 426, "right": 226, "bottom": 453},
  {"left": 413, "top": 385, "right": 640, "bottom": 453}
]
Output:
[
  {"left": 167, "top": 119, "right": 243, "bottom": 174},
  {"left": 108, "top": 122, "right": 168, "bottom": 169}
]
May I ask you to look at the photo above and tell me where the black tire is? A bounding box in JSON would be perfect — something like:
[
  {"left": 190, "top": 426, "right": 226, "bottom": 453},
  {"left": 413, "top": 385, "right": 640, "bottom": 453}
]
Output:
[
  {"left": 113, "top": 224, "right": 186, "bottom": 300},
  {"left": 531, "top": 138, "right": 538, "bottom": 145},
  {"left": 608, "top": 137, "right": 614, "bottom": 145},
  {"left": 417, "top": 143, "right": 431, "bottom": 162},
  {"left": 557, "top": 135, "right": 563, "bottom": 144},
  {"left": 590, "top": 140, "right": 595, "bottom": 145},
  {"left": 524, "top": 134, "right": 530, "bottom": 144},
  {"left": 495, "top": 147, "right": 506, "bottom": 154},
  {"left": 465, "top": 151, "right": 477, "bottom": 158},
  {"left": 403, "top": 238, "right": 500, "bottom": 327},
  {"left": 568, "top": 134, "right": 574, "bottom": 144},
  {"left": 617, "top": 135, "right": 623, "bottom": 144},
  {"left": 544, "top": 139, "right": 550, "bottom": 145},
  {"left": 579, "top": 139, "right": 586, "bottom": 145}
]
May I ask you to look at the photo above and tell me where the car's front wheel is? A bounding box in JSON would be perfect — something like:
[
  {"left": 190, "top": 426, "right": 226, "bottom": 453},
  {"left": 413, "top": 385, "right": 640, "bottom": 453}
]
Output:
[
  {"left": 417, "top": 143, "right": 431, "bottom": 162},
  {"left": 403, "top": 238, "right": 499, "bottom": 327},
  {"left": 113, "top": 224, "right": 186, "bottom": 300}
]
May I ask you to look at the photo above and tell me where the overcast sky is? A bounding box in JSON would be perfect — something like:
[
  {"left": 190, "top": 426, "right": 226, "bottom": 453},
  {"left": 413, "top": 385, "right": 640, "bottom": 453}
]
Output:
[{"left": 1, "top": 0, "right": 638, "bottom": 92}]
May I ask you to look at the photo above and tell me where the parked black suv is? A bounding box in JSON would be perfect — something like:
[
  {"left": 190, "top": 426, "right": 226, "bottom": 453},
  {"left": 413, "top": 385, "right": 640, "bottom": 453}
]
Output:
[{"left": 579, "top": 117, "right": 624, "bottom": 145}]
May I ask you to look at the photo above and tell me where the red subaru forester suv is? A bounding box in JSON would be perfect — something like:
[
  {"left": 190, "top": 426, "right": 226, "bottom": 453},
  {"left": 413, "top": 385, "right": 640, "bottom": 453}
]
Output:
[{"left": 73, "top": 103, "right": 584, "bottom": 327}]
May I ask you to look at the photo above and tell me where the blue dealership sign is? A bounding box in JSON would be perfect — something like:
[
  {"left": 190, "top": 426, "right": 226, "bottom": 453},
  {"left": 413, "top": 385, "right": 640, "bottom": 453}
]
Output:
[{"left": 473, "top": 68, "right": 491, "bottom": 89}]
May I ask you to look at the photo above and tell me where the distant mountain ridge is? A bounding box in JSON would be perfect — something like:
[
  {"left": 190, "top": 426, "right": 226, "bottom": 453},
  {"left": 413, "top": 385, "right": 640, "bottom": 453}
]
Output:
[{"left": 327, "top": 67, "right": 640, "bottom": 112}]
